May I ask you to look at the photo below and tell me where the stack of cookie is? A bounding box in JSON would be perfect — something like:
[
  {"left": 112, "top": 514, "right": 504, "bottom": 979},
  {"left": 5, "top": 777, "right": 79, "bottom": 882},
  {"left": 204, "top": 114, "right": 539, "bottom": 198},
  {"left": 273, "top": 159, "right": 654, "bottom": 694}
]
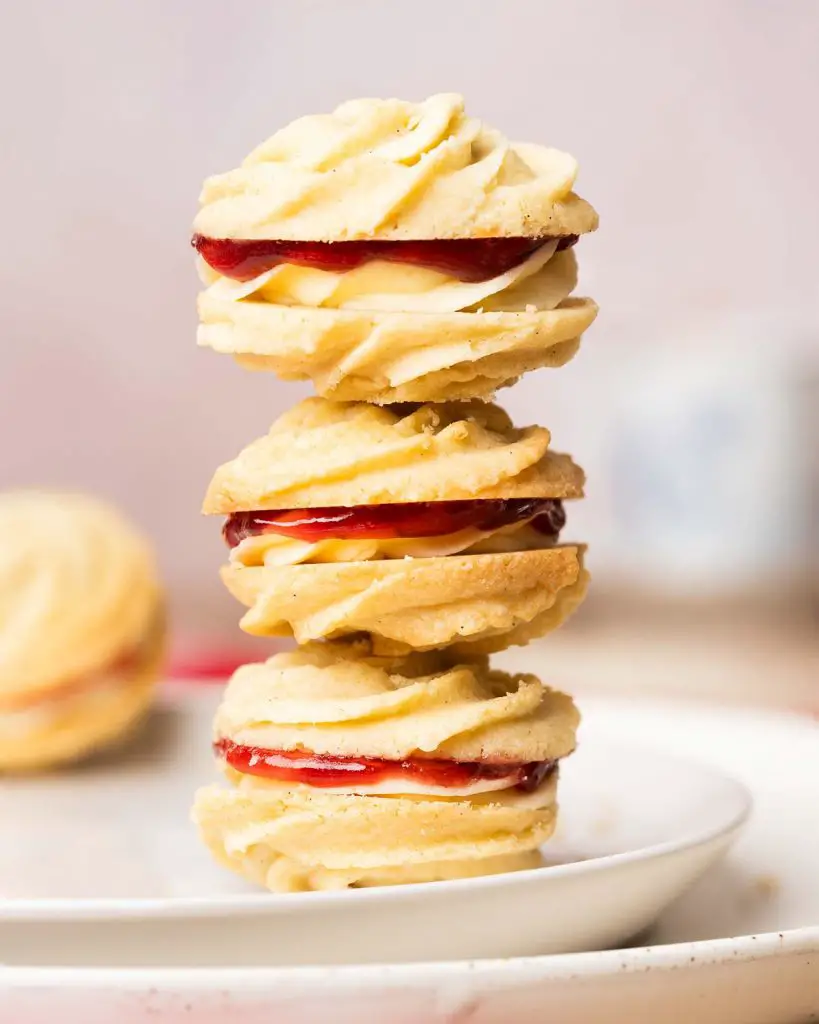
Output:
[{"left": 192, "top": 94, "right": 597, "bottom": 892}]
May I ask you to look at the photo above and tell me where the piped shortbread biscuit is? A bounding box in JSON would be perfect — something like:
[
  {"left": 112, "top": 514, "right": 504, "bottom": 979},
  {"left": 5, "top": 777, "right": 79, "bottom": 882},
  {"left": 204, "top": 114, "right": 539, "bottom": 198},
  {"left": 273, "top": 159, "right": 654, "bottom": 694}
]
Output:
[
  {"left": 194, "top": 94, "right": 597, "bottom": 242},
  {"left": 221, "top": 546, "right": 587, "bottom": 652},
  {"left": 204, "top": 398, "right": 583, "bottom": 513}
]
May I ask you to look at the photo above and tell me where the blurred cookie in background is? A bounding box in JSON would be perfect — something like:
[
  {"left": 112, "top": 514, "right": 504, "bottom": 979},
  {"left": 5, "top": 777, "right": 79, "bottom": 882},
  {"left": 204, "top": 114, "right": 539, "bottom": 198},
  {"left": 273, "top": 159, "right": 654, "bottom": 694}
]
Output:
[{"left": 0, "top": 491, "right": 165, "bottom": 771}]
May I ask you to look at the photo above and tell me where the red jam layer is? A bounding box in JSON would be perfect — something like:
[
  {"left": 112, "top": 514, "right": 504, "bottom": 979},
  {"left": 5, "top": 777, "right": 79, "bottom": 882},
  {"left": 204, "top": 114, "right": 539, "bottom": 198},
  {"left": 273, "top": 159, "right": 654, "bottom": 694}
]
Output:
[
  {"left": 215, "top": 739, "right": 556, "bottom": 794},
  {"left": 0, "top": 640, "right": 146, "bottom": 713},
  {"left": 223, "top": 499, "right": 565, "bottom": 548},
  {"left": 192, "top": 234, "right": 578, "bottom": 284}
]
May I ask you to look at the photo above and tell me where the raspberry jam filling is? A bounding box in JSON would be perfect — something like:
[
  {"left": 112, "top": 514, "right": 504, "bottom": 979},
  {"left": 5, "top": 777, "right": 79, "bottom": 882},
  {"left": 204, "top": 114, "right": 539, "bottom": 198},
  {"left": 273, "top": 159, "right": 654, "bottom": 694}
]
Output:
[
  {"left": 215, "top": 738, "right": 556, "bottom": 794},
  {"left": 192, "top": 234, "right": 578, "bottom": 284},
  {"left": 223, "top": 499, "right": 566, "bottom": 548},
  {"left": 0, "top": 639, "right": 148, "bottom": 713}
]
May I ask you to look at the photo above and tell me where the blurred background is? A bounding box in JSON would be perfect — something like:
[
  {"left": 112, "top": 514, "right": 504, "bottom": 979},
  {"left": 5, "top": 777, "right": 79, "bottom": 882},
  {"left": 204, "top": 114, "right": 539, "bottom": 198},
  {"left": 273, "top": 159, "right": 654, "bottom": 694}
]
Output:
[{"left": 1, "top": 0, "right": 816, "bottom": 706}]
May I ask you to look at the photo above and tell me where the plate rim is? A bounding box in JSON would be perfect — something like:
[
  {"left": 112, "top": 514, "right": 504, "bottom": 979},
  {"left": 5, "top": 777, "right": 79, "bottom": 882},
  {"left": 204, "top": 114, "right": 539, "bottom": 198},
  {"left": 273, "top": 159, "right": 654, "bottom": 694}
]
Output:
[{"left": 2, "top": 926, "right": 817, "bottom": 986}]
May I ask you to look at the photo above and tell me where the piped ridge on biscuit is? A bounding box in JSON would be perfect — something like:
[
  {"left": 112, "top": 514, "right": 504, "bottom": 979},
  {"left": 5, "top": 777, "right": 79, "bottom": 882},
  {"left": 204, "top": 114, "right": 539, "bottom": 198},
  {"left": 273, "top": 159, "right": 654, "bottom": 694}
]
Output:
[
  {"left": 204, "top": 397, "right": 584, "bottom": 515},
  {"left": 195, "top": 94, "right": 597, "bottom": 242}
]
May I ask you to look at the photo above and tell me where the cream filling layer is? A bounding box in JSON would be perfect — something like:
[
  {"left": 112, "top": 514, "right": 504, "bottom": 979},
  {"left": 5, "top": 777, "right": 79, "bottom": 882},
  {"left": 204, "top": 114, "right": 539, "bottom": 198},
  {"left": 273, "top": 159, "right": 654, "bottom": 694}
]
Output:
[
  {"left": 230, "top": 520, "right": 552, "bottom": 568},
  {"left": 0, "top": 672, "right": 126, "bottom": 737},
  {"left": 228, "top": 768, "right": 557, "bottom": 804},
  {"left": 200, "top": 241, "right": 577, "bottom": 315},
  {"left": 220, "top": 760, "right": 545, "bottom": 798}
]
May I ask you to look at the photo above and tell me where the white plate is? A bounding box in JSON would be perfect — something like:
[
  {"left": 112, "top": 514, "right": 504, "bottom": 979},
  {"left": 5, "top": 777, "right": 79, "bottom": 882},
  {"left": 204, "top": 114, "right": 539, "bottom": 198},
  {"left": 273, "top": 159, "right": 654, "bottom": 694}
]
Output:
[
  {"left": 0, "top": 688, "right": 748, "bottom": 966},
  {"left": 2, "top": 695, "right": 818, "bottom": 1024}
]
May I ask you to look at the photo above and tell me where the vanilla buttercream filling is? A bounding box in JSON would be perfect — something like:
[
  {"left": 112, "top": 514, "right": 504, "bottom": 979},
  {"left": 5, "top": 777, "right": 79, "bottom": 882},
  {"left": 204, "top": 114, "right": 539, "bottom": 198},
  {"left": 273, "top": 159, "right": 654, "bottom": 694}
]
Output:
[
  {"left": 199, "top": 240, "right": 577, "bottom": 316},
  {"left": 218, "top": 756, "right": 552, "bottom": 798},
  {"left": 0, "top": 661, "right": 143, "bottom": 738},
  {"left": 229, "top": 519, "right": 555, "bottom": 568}
]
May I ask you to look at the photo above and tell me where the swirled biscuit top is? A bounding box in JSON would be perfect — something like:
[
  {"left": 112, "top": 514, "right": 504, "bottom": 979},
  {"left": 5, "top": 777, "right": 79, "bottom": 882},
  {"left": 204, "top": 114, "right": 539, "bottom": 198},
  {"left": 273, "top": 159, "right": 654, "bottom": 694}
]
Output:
[
  {"left": 0, "top": 491, "right": 162, "bottom": 703},
  {"left": 204, "top": 398, "right": 584, "bottom": 514},
  {"left": 194, "top": 94, "right": 598, "bottom": 241},
  {"left": 214, "top": 641, "right": 579, "bottom": 765}
]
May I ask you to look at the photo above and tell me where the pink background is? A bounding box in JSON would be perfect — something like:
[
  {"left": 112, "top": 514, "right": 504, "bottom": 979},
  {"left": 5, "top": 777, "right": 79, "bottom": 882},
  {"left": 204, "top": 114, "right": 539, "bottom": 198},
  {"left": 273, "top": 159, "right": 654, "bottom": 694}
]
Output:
[{"left": 1, "top": 0, "right": 817, "bottom": 641}]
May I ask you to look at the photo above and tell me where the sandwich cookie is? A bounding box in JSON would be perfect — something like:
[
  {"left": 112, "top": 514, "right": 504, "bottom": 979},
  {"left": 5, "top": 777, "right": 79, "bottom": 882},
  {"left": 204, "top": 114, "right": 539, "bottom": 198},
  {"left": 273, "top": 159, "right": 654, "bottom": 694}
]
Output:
[
  {"left": 0, "top": 491, "right": 164, "bottom": 771},
  {"left": 194, "top": 94, "right": 598, "bottom": 403}
]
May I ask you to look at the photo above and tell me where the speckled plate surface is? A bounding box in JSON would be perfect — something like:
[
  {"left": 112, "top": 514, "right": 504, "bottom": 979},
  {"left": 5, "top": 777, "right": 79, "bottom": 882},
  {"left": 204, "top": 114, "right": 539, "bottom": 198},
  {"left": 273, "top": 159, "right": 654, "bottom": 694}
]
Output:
[{"left": 2, "top": 694, "right": 818, "bottom": 1023}]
